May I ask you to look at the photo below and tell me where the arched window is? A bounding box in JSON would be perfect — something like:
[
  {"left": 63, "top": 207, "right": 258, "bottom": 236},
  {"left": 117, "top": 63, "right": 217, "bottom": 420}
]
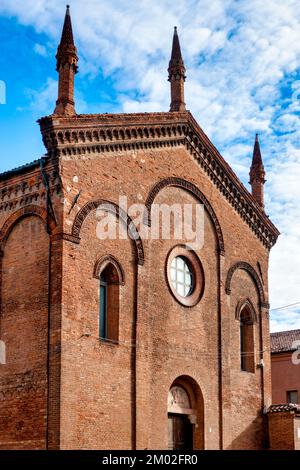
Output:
[
  {"left": 240, "top": 306, "right": 255, "bottom": 373},
  {"left": 99, "top": 271, "right": 108, "bottom": 339},
  {"left": 94, "top": 256, "right": 125, "bottom": 343}
]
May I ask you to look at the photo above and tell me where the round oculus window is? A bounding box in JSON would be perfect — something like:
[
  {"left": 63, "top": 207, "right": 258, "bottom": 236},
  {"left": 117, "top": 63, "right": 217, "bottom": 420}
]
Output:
[
  {"left": 170, "top": 256, "right": 194, "bottom": 298},
  {"left": 166, "top": 246, "right": 204, "bottom": 307}
]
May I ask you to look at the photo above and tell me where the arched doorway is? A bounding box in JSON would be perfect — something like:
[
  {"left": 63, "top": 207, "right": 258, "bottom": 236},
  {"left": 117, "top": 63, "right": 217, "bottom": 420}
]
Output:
[
  {"left": 167, "top": 377, "right": 204, "bottom": 450},
  {"left": 168, "top": 386, "right": 194, "bottom": 449}
]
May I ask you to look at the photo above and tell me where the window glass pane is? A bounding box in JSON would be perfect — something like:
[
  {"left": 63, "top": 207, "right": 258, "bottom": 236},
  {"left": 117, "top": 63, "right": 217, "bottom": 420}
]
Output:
[
  {"left": 287, "top": 391, "right": 298, "bottom": 403},
  {"left": 185, "top": 273, "right": 192, "bottom": 286},
  {"left": 177, "top": 283, "right": 185, "bottom": 297},
  {"left": 177, "top": 270, "right": 185, "bottom": 283},
  {"left": 240, "top": 323, "right": 246, "bottom": 371},
  {"left": 176, "top": 257, "right": 184, "bottom": 270},
  {"left": 100, "top": 284, "right": 107, "bottom": 338},
  {"left": 170, "top": 256, "right": 194, "bottom": 298}
]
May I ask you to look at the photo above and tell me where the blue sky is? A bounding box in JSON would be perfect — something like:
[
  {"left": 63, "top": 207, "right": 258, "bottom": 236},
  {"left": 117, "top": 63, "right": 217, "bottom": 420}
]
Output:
[{"left": 0, "top": 0, "right": 299, "bottom": 331}]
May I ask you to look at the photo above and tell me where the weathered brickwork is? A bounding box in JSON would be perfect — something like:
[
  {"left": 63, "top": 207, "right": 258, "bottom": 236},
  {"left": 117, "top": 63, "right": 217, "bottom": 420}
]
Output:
[
  {"left": 0, "top": 217, "right": 49, "bottom": 449},
  {"left": 268, "top": 406, "right": 300, "bottom": 450},
  {"left": 0, "top": 7, "right": 281, "bottom": 450},
  {"left": 0, "top": 138, "right": 277, "bottom": 449}
]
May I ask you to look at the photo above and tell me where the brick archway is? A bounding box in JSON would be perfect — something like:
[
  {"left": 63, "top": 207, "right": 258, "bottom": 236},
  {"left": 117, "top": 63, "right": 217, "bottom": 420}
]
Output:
[
  {"left": 71, "top": 199, "right": 144, "bottom": 266},
  {"left": 0, "top": 204, "right": 52, "bottom": 449},
  {"left": 143, "top": 177, "right": 225, "bottom": 255},
  {"left": 168, "top": 375, "right": 205, "bottom": 450},
  {"left": 0, "top": 205, "right": 54, "bottom": 249},
  {"left": 93, "top": 254, "right": 125, "bottom": 285},
  {"left": 235, "top": 298, "right": 257, "bottom": 323},
  {"left": 225, "top": 261, "right": 267, "bottom": 307}
]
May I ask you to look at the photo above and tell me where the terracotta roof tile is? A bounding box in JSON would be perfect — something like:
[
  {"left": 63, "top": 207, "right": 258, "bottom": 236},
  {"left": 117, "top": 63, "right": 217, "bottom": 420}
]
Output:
[
  {"left": 270, "top": 329, "right": 300, "bottom": 353},
  {"left": 268, "top": 404, "right": 300, "bottom": 414},
  {"left": 0, "top": 159, "right": 42, "bottom": 182}
]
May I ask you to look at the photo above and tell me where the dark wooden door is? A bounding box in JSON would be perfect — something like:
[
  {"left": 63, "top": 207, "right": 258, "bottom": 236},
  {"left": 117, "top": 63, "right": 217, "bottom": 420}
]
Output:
[{"left": 168, "top": 414, "right": 193, "bottom": 450}]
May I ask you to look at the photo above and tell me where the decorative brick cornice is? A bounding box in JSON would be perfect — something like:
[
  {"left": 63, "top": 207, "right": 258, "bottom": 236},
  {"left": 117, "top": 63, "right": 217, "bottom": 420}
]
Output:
[
  {"left": 39, "top": 112, "right": 187, "bottom": 160},
  {"left": 225, "top": 261, "right": 266, "bottom": 307},
  {"left": 0, "top": 161, "right": 62, "bottom": 215},
  {"left": 38, "top": 111, "right": 279, "bottom": 250}
]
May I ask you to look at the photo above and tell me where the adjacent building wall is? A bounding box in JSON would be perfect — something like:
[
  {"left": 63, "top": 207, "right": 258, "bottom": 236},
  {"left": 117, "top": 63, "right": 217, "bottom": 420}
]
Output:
[
  {"left": 268, "top": 410, "right": 300, "bottom": 450},
  {"left": 271, "top": 352, "right": 300, "bottom": 404}
]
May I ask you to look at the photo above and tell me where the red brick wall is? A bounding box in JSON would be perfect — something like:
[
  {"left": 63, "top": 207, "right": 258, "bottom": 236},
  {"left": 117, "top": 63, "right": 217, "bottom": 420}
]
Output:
[
  {"left": 59, "top": 214, "right": 136, "bottom": 449},
  {"left": 0, "top": 115, "right": 274, "bottom": 450},
  {"left": 0, "top": 216, "right": 49, "bottom": 449},
  {"left": 268, "top": 412, "right": 300, "bottom": 450},
  {"left": 138, "top": 187, "right": 219, "bottom": 449},
  {"left": 271, "top": 352, "right": 300, "bottom": 404},
  {"left": 223, "top": 270, "right": 264, "bottom": 449},
  {"left": 268, "top": 412, "right": 295, "bottom": 450},
  {"left": 56, "top": 143, "right": 271, "bottom": 449}
]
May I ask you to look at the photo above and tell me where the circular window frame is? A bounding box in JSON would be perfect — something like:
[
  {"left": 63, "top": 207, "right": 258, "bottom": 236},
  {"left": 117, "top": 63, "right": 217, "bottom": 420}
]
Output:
[
  {"left": 170, "top": 256, "right": 194, "bottom": 298},
  {"left": 166, "top": 245, "right": 205, "bottom": 307}
]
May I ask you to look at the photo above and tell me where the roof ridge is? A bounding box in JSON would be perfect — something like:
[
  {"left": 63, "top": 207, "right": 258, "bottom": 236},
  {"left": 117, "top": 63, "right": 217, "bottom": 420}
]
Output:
[
  {"left": 270, "top": 328, "right": 300, "bottom": 353},
  {"left": 0, "top": 158, "right": 43, "bottom": 181},
  {"left": 271, "top": 328, "right": 300, "bottom": 335}
]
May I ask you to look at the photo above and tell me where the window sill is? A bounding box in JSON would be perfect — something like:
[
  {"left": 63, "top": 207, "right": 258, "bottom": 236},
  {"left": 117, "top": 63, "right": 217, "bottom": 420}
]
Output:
[{"left": 99, "top": 337, "right": 119, "bottom": 346}]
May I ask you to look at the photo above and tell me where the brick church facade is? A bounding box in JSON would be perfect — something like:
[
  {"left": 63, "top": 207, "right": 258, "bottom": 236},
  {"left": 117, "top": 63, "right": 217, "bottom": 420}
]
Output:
[{"left": 0, "top": 7, "right": 281, "bottom": 449}]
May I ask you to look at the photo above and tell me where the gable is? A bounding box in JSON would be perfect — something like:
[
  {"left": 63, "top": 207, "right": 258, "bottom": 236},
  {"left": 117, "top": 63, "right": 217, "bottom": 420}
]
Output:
[{"left": 35, "top": 110, "right": 279, "bottom": 251}]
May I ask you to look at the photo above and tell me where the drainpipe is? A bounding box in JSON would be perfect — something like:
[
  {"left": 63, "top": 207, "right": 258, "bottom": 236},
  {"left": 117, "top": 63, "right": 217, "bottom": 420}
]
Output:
[
  {"left": 40, "top": 158, "right": 58, "bottom": 449},
  {"left": 217, "top": 250, "right": 224, "bottom": 450},
  {"left": 46, "top": 238, "right": 52, "bottom": 449},
  {"left": 131, "top": 261, "right": 139, "bottom": 450}
]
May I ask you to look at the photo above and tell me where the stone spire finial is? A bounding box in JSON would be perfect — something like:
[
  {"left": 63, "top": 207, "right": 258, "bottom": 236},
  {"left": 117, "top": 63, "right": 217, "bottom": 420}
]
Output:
[
  {"left": 249, "top": 134, "right": 266, "bottom": 208},
  {"left": 54, "top": 5, "right": 78, "bottom": 116},
  {"left": 168, "top": 27, "right": 186, "bottom": 112}
]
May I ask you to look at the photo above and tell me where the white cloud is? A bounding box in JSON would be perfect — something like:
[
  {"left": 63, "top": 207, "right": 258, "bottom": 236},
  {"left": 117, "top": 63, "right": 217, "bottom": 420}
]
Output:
[
  {"left": 26, "top": 77, "right": 87, "bottom": 115},
  {"left": 270, "top": 308, "right": 300, "bottom": 333},
  {"left": 26, "top": 77, "right": 57, "bottom": 114},
  {"left": 1, "top": 0, "right": 300, "bottom": 331},
  {"left": 33, "top": 43, "right": 47, "bottom": 57}
]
